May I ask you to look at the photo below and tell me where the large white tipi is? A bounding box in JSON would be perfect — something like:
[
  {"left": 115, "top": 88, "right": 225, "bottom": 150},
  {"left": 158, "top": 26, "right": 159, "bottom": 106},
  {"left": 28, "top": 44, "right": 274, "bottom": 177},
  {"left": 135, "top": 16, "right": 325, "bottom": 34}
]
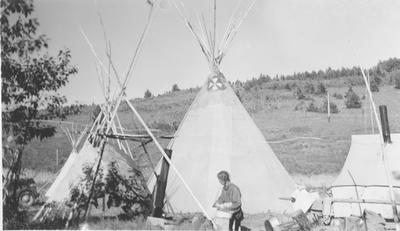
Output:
[{"left": 149, "top": 0, "right": 295, "bottom": 214}]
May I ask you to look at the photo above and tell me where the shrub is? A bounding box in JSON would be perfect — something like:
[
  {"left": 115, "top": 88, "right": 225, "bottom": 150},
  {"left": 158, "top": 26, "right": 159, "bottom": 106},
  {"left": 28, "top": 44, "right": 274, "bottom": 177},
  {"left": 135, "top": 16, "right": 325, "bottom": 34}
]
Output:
[
  {"left": 67, "top": 162, "right": 152, "bottom": 222},
  {"left": 144, "top": 89, "right": 153, "bottom": 99},
  {"left": 370, "top": 78, "right": 379, "bottom": 92},
  {"left": 305, "top": 100, "right": 339, "bottom": 114},
  {"left": 172, "top": 84, "right": 180, "bottom": 92},
  {"left": 151, "top": 121, "right": 174, "bottom": 132},
  {"left": 293, "top": 87, "right": 305, "bottom": 100},
  {"left": 395, "top": 75, "right": 400, "bottom": 89},
  {"left": 332, "top": 93, "right": 343, "bottom": 99},
  {"left": 303, "top": 82, "right": 315, "bottom": 94},
  {"left": 320, "top": 100, "right": 339, "bottom": 113},
  {"left": 306, "top": 101, "right": 319, "bottom": 112},
  {"left": 345, "top": 87, "right": 362, "bottom": 108},
  {"left": 294, "top": 101, "right": 306, "bottom": 111},
  {"left": 314, "top": 82, "right": 327, "bottom": 95}
]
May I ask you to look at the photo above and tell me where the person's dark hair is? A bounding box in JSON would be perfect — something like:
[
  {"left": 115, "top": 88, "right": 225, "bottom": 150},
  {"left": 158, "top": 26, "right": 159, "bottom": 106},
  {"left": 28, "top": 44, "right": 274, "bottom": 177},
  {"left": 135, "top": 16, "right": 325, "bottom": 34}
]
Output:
[{"left": 217, "top": 170, "right": 230, "bottom": 182}]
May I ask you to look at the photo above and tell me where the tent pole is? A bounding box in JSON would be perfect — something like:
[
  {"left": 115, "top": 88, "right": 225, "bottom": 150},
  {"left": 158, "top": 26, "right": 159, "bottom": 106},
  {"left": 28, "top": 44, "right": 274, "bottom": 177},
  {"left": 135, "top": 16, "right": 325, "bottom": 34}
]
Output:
[
  {"left": 327, "top": 92, "right": 331, "bottom": 123},
  {"left": 367, "top": 72, "right": 375, "bottom": 134},
  {"left": 213, "top": 0, "right": 217, "bottom": 57},
  {"left": 124, "top": 97, "right": 216, "bottom": 226},
  {"left": 83, "top": 138, "right": 107, "bottom": 220},
  {"left": 348, "top": 171, "right": 368, "bottom": 231},
  {"left": 152, "top": 149, "right": 172, "bottom": 217},
  {"left": 121, "top": 4, "right": 156, "bottom": 89},
  {"left": 115, "top": 113, "right": 134, "bottom": 159},
  {"left": 141, "top": 142, "right": 156, "bottom": 173}
]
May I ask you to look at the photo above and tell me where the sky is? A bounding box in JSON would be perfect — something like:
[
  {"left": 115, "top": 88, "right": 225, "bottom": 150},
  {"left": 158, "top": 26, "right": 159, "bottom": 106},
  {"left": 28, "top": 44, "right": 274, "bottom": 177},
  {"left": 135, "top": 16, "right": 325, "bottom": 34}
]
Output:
[{"left": 34, "top": 0, "right": 400, "bottom": 104}]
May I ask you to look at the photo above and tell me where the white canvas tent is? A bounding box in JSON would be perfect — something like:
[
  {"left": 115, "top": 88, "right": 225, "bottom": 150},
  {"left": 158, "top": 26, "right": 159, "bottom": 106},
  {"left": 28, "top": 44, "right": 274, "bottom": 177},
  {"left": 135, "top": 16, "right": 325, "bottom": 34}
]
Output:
[
  {"left": 148, "top": 0, "right": 295, "bottom": 215},
  {"left": 45, "top": 113, "right": 137, "bottom": 203},
  {"left": 331, "top": 134, "right": 400, "bottom": 219},
  {"left": 149, "top": 72, "right": 296, "bottom": 214}
]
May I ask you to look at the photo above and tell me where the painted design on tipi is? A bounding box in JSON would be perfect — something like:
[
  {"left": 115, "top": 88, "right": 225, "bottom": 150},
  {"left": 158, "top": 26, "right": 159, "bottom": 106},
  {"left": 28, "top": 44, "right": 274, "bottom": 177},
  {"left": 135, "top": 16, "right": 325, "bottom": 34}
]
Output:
[{"left": 207, "top": 73, "right": 227, "bottom": 91}]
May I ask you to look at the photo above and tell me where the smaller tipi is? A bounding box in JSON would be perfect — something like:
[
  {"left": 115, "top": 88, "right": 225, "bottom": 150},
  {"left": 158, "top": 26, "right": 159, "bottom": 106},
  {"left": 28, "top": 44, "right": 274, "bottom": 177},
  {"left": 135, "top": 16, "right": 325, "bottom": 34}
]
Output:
[{"left": 331, "top": 134, "right": 400, "bottom": 219}]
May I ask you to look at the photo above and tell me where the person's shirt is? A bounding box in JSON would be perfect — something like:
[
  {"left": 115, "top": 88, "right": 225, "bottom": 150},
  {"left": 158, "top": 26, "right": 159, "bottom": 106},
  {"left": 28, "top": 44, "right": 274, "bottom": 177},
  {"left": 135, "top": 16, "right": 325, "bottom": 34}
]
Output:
[{"left": 216, "top": 182, "right": 241, "bottom": 211}]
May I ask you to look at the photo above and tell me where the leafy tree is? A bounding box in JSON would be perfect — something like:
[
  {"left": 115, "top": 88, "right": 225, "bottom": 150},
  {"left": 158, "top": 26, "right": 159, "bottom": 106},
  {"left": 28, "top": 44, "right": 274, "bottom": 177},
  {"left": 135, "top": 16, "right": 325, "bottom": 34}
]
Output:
[
  {"left": 303, "top": 82, "right": 315, "bottom": 94},
  {"left": 68, "top": 162, "right": 152, "bottom": 220},
  {"left": 143, "top": 89, "right": 153, "bottom": 99},
  {"left": 395, "top": 75, "right": 400, "bottom": 89},
  {"left": 314, "top": 82, "right": 327, "bottom": 95},
  {"left": 1, "top": 0, "right": 77, "bottom": 222},
  {"left": 293, "top": 87, "right": 305, "bottom": 100},
  {"left": 367, "top": 74, "right": 381, "bottom": 92},
  {"left": 369, "top": 78, "right": 379, "bottom": 92},
  {"left": 171, "top": 83, "right": 180, "bottom": 92},
  {"left": 332, "top": 92, "right": 343, "bottom": 99},
  {"left": 345, "top": 87, "right": 362, "bottom": 109}
]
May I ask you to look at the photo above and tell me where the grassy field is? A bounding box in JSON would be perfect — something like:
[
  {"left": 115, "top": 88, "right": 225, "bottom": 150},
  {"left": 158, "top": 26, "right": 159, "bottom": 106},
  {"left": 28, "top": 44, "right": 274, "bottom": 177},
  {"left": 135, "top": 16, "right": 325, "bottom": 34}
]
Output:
[
  {"left": 21, "top": 82, "right": 400, "bottom": 179},
  {"left": 15, "top": 80, "right": 400, "bottom": 230}
]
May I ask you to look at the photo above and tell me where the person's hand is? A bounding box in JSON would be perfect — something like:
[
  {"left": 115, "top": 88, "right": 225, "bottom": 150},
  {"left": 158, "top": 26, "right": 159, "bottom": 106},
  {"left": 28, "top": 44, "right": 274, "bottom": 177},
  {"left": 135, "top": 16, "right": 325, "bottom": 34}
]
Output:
[{"left": 220, "top": 202, "right": 233, "bottom": 209}]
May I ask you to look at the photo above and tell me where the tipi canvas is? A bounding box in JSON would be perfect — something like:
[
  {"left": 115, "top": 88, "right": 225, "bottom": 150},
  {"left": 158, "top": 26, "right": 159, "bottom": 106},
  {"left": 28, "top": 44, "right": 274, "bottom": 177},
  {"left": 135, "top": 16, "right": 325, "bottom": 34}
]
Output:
[
  {"left": 154, "top": 72, "right": 295, "bottom": 214},
  {"left": 45, "top": 140, "right": 136, "bottom": 203},
  {"left": 331, "top": 134, "right": 400, "bottom": 219}
]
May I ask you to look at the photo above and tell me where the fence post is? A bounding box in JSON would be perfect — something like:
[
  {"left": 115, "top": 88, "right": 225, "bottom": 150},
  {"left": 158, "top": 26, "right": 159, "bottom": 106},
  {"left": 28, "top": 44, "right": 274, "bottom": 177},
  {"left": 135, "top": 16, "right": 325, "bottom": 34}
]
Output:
[{"left": 327, "top": 92, "right": 331, "bottom": 123}]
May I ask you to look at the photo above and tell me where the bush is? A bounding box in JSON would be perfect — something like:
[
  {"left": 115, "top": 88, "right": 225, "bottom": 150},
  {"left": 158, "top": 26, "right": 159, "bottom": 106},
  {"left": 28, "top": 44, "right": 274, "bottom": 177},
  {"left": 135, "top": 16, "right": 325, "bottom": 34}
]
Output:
[
  {"left": 345, "top": 87, "right": 362, "bottom": 108},
  {"left": 144, "top": 89, "right": 153, "bottom": 99},
  {"left": 332, "top": 93, "right": 343, "bottom": 99},
  {"left": 370, "top": 78, "right": 379, "bottom": 92},
  {"left": 395, "top": 75, "right": 400, "bottom": 89},
  {"left": 293, "top": 87, "right": 305, "bottom": 100},
  {"left": 303, "top": 82, "right": 315, "bottom": 94},
  {"left": 306, "top": 101, "right": 319, "bottom": 112},
  {"left": 151, "top": 121, "right": 175, "bottom": 132},
  {"left": 314, "top": 82, "right": 327, "bottom": 95},
  {"left": 172, "top": 84, "right": 180, "bottom": 92},
  {"left": 293, "top": 101, "right": 306, "bottom": 111},
  {"left": 305, "top": 100, "right": 339, "bottom": 114},
  {"left": 320, "top": 100, "right": 339, "bottom": 113}
]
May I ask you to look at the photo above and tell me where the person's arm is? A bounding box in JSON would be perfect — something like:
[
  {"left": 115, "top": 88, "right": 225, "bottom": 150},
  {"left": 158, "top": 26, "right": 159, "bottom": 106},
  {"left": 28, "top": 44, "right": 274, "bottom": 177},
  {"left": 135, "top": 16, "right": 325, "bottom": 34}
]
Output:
[
  {"left": 213, "top": 191, "right": 224, "bottom": 208},
  {"left": 220, "top": 186, "right": 241, "bottom": 211},
  {"left": 230, "top": 187, "right": 241, "bottom": 209}
]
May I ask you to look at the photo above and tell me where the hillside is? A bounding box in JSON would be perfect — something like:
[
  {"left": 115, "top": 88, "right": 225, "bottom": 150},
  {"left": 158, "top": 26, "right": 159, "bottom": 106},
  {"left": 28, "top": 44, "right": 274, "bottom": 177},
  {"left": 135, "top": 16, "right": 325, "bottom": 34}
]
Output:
[{"left": 21, "top": 59, "right": 400, "bottom": 178}]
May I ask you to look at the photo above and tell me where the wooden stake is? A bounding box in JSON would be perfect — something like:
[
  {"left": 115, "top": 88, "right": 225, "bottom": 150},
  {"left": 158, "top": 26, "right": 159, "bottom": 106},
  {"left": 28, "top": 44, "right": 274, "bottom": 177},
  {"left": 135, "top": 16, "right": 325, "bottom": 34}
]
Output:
[
  {"left": 84, "top": 138, "right": 107, "bottom": 220},
  {"left": 327, "top": 92, "right": 331, "bottom": 123},
  {"left": 56, "top": 149, "right": 59, "bottom": 168},
  {"left": 348, "top": 170, "right": 368, "bottom": 231}
]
